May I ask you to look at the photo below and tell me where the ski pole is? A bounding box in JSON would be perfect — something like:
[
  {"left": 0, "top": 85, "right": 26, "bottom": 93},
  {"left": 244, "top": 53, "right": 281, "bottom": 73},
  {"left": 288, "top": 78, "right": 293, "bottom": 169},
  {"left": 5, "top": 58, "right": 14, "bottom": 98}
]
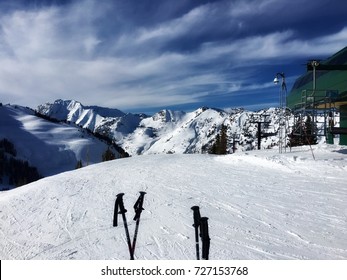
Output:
[
  {"left": 131, "top": 191, "right": 146, "bottom": 257},
  {"left": 200, "top": 217, "right": 210, "bottom": 260},
  {"left": 191, "top": 206, "right": 201, "bottom": 260},
  {"left": 113, "top": 193, "right": 134, "bottom": 260}
]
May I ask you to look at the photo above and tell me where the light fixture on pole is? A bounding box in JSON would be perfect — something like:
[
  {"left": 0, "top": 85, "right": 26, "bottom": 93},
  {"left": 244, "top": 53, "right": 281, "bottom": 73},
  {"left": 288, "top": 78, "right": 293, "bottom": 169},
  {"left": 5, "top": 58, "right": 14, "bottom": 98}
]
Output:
[
  {"left": 274, "top": 72, "right": 287, "bottom": 153},
  {"left": 274, "top": 72, "right": 287, "bottom": 92}
]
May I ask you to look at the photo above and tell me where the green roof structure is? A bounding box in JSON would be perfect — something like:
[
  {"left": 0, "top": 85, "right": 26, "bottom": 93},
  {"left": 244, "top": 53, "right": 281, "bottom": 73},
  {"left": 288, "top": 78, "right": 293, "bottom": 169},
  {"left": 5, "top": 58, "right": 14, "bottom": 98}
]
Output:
[
  {"left": 288, "top": 46, "right": 347, "bottom": 109},
  {"left": 287, "top": 46, "right": 347, "bottom": 145}
]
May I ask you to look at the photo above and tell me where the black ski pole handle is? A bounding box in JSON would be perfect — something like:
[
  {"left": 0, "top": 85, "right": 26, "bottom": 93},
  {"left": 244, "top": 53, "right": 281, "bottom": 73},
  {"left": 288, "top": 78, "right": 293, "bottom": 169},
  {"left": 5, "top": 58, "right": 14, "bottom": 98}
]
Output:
[
  {"left": 113, "top": 193, "right": 127, "bottom": 227},
  {"left": 133, "top": 191, "right": 146, "bottom": 221},
  {"left": 191, "top": 206, "right": 201, "bottom": 228}
]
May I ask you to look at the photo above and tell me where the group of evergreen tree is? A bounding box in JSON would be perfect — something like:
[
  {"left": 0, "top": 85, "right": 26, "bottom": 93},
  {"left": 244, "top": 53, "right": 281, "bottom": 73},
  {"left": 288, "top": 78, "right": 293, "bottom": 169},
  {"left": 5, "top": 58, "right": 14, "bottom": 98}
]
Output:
[
  {"left": 91, "top": 130, "right": 129, "bottom": 158},
  {"left": 83, "top": 127, "right": 129, "bottom": 158},
  {"left": 288, "top": 115, "right": 318, "bottom": 147},
  {"left": 0, "top": 139, "right": 41, "bottom": 188},
  {"left": 75, "top": 160, "right": 83, "bottom": 169},
  {"left": 0, "top": 138, "right": 16, "bottom": 156},
  {"left": 102, "top": 147, "right": 116, "bottom": 161},
  {"left": 34, "top": 111, "right": 61, "bottom": 123},
  {"left": 209, "top": 125, "right": 228, "bottom": 155},
  {"left": 75, "top": 146, "right": 117, "bottom": 170}
]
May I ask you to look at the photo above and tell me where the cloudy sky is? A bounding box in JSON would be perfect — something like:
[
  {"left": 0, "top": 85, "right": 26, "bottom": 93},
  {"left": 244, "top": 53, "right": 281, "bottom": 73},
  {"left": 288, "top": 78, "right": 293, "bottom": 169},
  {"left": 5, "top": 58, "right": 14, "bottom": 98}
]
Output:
[{"left": 0, "top": 0, "right": 347, "bottom": 113}]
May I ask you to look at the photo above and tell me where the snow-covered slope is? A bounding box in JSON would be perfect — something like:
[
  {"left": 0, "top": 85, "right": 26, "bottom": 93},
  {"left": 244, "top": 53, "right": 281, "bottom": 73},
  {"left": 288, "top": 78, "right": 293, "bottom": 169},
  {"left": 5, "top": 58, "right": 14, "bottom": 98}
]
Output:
[
  {"left": 0, "top": 144, "right": 346, "bottom": 260},
  {"left": 0, "top": 104, "right": 123, "bottom": 178},
  {"left": 38, "top": 100, "right": 291, "bottom": 155}
]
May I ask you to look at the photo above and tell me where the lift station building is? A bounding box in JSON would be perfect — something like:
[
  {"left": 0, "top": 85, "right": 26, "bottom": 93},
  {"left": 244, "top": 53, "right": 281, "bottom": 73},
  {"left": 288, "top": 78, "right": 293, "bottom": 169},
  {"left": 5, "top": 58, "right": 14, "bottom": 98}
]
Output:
[{"left": 287, "top": 46, "right": 347, "bottom": 145}]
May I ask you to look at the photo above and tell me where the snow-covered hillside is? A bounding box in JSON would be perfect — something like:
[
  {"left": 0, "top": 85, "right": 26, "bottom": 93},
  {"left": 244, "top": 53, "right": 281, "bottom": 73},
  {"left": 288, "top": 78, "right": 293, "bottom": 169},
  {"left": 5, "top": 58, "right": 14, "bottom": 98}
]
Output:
[
  {"left": 38, "top": 100, "right": 291, "bottom": 155},
  {"left": 37, "top": 99, "right": 146, "bottom": 143},
  {"left": 0, "top": 104, "right": 124, "bottom": 183},
  {"left": 1, "top": 144, "right": 346, "bottom": 260}
]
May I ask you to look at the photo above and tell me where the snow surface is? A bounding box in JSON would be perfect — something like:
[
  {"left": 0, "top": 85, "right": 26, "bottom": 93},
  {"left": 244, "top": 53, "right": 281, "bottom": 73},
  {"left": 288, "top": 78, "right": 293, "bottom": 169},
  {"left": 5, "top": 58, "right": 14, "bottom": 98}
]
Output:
[
  {"left": 0, "top": 104, "right": 122, "bottom": 177},
  {"left": 0, "top": 144, "right": 346, "bottom": 260}
]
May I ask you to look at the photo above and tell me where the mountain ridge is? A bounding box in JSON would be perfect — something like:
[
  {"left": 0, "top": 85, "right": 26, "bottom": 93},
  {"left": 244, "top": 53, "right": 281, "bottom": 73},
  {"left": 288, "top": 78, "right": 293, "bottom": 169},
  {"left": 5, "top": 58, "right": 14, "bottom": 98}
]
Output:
[{"left": 37, "top": 99, "right": 287, "bottom": 155}]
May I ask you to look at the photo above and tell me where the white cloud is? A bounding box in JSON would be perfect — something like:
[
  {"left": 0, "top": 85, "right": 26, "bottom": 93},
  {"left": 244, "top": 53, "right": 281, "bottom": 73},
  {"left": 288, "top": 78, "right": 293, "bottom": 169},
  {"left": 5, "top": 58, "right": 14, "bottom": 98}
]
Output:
[
  {"left": 229, "top": 0, "right": 278, "bottom": 17},
  {"left": 0, "top": 8, "right": 60, "bottom": 59},
  {"left": 0, "top": 0, "right": 346, "bottom": 112},
  {"left": 136, "top": 4, "right": 212, "bottom": 43},
  {"left": 0, "top": 0, "right": 106, "bottom": 61},
  {"left": 198, "top": 27, "right": 347, "bottom": 63},
  {"left": 83, "top": 37, "right": 102, "bottom": 56}
]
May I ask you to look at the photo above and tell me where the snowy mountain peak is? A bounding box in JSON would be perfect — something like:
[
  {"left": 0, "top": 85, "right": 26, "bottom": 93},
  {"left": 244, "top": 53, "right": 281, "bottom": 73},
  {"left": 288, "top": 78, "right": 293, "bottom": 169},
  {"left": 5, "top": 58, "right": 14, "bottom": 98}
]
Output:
[
  {"left": 152, "top": 109, "right": 186, "bottom": 123},
  {"left": 38, "top": 99, "right": 126, "bottom": 122},
  {"left": 37, "top": 100, "right": 144, "bottom": 143}
]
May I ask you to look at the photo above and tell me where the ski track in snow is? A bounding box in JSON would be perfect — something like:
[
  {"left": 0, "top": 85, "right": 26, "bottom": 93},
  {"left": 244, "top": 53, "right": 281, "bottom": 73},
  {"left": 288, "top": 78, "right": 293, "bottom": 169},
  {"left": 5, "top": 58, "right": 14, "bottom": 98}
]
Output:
[{"left": 0, "top": 145, "right": 347, "bottom": 259}]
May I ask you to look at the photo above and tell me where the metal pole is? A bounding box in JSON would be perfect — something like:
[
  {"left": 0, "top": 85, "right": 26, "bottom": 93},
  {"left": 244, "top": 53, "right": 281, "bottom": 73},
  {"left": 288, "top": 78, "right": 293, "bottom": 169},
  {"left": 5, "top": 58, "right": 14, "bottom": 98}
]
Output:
[
  {"left": 281, "top": 74, "right": 287, "bottom": 153},
  {"left": 200, "top": 217, "right": 210, "bottom": 260},
  {"left": 279, "top": 84, "right": 283, "bottom": 153},
  {"left": 191, "top": 206, "right": 201, "bottom": 260},
  {"left": 132, "top": 192, "right": 146, "bottom": 258},
  {"left": 275, "top": 72, "right": 287, "bottom": 153},
  {"left": 114, "top": 193, "right": 134, "bottom": 260},
  {"left": 257, "top": 122, "right": 261, "bottom": 150}
]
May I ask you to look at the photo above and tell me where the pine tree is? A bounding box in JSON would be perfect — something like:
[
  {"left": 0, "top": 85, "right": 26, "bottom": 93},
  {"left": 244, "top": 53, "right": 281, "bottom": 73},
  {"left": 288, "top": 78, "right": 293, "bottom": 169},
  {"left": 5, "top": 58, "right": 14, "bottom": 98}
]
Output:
[
  {"left": 304, "top": 115, "right": 317, "bottom": 145},
  {"left": 219, "top": 125, "right": 228, "bottom": 154},
  {"left": 209, "top": 125, "right": 228, "bottom": 155},
  {"left": 0, "top": 139, "right": 41, "bottom": 187},
  {"left": 288, "top": 115, "right": 317, "bottom": 148},
  {"left": 210, "top": 134, "right": 220, "bottom": 154},
  {"left": 288, "top": 131, "right": 302, "bottom": 148}
]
